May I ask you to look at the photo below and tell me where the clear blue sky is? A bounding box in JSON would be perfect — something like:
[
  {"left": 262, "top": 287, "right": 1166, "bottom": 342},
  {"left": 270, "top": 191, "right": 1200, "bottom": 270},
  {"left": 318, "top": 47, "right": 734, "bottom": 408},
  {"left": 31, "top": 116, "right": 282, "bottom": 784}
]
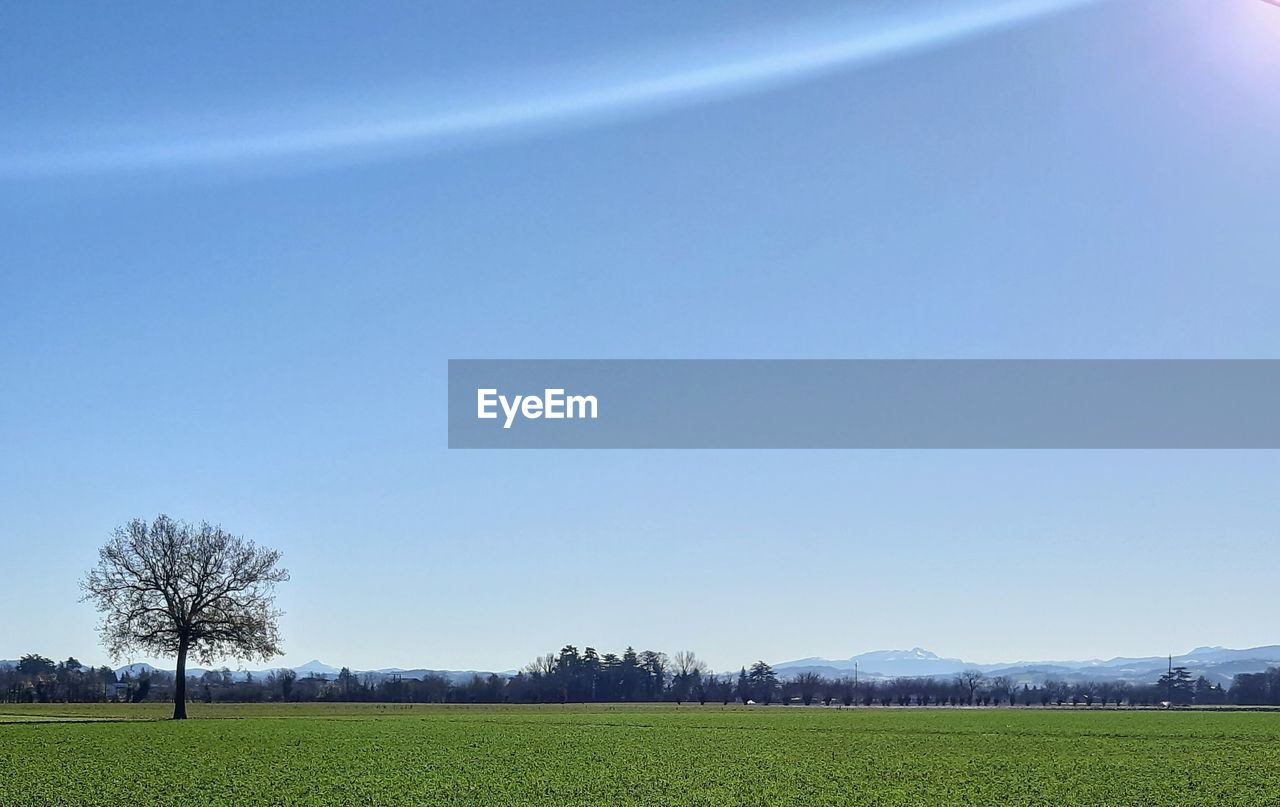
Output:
[{"left": 2, "top": 0, "right": 1278, "bottom": 673}]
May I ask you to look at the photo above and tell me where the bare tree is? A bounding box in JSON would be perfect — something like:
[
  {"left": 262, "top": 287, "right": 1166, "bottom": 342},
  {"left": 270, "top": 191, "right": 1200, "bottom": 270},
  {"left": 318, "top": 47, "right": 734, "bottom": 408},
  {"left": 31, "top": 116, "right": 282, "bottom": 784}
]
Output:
[
  {"left": 990, "top": 675, "right": 1015, "bottom": 706},
  {"left": 793, "top": 672, "right": 823, "bottom": 706},
  {"left": 671, "top": 651, "right": 708, "bottom": 703},
  {"left": 672, "top": 650, "right": 706, "bottom": 678},
  {"left": 80, "top": 515, "right": 289, "bottom": 719},
  {"left": 524, "top": 653, "right": 557, "bottom": 677},
  {"left": 955, "top": 669, "right": 985, "bottom": 704}
]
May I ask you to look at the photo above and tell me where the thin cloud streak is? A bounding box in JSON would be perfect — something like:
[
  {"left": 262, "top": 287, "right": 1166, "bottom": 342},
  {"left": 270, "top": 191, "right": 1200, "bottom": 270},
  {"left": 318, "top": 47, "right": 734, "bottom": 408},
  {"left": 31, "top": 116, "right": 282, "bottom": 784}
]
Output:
[{"left": 1, "top": 0, "right": 1103, "bottom": 180}]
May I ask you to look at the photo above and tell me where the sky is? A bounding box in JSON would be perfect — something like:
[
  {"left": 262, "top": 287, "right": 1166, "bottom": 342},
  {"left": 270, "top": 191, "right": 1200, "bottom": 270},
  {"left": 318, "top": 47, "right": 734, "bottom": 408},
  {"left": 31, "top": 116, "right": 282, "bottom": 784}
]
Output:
[{"left": 2, "top": 0, "right": 1279, "bottom": 674}]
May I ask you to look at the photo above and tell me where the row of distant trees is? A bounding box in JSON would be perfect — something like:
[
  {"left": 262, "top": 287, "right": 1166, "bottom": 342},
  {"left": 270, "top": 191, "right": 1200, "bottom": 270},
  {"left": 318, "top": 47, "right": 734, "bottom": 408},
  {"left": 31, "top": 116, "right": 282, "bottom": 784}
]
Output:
[
  {"left": 62, "top": 515, "right": 1280, "bottom": 720},
  {"left": 1, "top": 656, "right": 129, "bottom": 703},
  {"left": 7, "top": 647, "right": 1280, "bottom": 707}
]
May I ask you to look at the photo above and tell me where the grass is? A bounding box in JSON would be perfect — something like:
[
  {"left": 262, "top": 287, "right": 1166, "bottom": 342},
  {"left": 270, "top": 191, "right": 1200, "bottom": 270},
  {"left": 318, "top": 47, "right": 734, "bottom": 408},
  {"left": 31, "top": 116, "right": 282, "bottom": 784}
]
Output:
[{"left": 2, "top": 703, "right": 1279, "bottom": 805}]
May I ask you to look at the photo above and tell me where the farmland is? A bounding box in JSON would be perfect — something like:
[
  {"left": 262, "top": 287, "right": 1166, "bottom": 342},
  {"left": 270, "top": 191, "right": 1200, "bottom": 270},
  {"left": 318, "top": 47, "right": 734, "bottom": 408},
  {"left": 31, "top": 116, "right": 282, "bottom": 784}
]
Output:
[{"left": 2, "top": 704, "right": 1279, "bottom": 805}]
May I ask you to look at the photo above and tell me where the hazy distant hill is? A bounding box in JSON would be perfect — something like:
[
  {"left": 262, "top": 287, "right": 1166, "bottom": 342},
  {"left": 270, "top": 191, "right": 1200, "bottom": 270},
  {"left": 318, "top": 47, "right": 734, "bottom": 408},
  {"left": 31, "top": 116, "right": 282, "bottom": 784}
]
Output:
[
  {"left": 292, "top": 660, "right": 342, "bottom": 677},
  {"left": 115, "top": 662, "right": 160, "bottom": 677},
  {"left": 776, "top": 647, "right": 968, "bottom": 678},
  {"left": 7, "top": 644, "right": 1264, "bottom": 687},
  {"left": 774, "top": 645, "right": 1280, "bottom": 686}
]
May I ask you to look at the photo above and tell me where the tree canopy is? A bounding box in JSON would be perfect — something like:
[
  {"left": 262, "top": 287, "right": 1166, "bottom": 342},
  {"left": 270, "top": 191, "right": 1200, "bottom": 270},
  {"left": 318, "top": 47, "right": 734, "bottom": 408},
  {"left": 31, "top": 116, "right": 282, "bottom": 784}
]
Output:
[{"left": 80, "top": 515, "right": 289, "bottom": 718}]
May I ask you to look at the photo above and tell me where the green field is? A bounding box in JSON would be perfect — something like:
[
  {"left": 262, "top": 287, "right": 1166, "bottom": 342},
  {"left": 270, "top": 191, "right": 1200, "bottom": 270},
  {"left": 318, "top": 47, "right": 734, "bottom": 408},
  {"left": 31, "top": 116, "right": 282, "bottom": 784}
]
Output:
[{"left": 2, "top": 704, "right": 1279, "bottom": 805}]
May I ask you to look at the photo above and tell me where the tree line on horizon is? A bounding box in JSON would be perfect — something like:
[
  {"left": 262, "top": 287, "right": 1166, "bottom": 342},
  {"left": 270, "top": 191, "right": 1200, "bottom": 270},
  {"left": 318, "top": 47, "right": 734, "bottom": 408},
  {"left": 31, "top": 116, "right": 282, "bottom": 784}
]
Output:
[
  {"left": 6, "top": 646, "right": 1280, "bottom": 708},
  {"left": 63, "top": 515, "right": 1280, "bottom": 719}
]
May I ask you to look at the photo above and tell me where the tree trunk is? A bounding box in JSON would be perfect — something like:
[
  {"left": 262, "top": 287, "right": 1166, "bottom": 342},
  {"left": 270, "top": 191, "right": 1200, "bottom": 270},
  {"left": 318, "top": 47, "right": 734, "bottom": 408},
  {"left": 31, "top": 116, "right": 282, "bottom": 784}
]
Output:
[{"left": 173, "top": 642, "right": 189, "bottom": 720}]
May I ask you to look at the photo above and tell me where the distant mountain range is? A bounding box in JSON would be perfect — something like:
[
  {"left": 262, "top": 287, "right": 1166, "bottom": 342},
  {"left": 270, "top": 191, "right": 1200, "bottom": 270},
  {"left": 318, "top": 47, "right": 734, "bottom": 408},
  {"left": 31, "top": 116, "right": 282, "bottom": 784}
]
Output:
[
  {"left": 7, "top": 645, "right": 1280, "bottom": 688},
  {"left": 774, "top": 645, "right": 1280, "bottom": 686}
]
